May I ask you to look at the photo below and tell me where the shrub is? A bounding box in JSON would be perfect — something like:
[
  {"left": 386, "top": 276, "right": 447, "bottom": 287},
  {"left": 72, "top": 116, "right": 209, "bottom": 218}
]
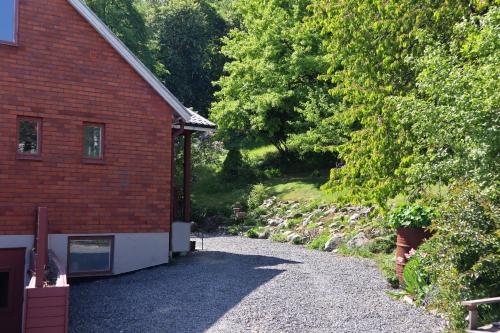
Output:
[
  {"left": 425, "top": 184, "right": 499, "bottom": 331},
  {"left": 368, "top": 235, "right": 396, "bottom": 254},
  {"left": 247, "top": 183, "right": 270, "bottom": 210},
  {"left": 270, "top": 233, "right": 287, "bottom": 243},
  {"left": 384, "top": 204, "right": 435, "bottom": 229},
  {"left": 245, "top": 228, "right": 259, "bottom": 238},
  {"left": 264, "top": 168, "right": 282, "bottom": 178},
  {"left": 402, "top": 252, "right": 431, "bottom": 306}
]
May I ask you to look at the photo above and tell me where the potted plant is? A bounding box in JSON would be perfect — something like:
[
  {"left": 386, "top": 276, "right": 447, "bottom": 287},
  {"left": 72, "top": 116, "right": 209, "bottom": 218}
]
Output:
[{"left": 385, "top": 204, "right": 434, "bottom": 283}]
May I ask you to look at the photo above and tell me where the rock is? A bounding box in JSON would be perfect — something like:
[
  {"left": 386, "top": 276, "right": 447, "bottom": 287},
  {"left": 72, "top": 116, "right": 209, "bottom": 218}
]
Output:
[
  {"left": 324, "top": 234, "right": 344, "bottom": 252},
  {"left": 288, "top": 233, "right": 302, "bottom": 244},
  {"left": 268, "top": 218, "right": 284, "bottom": 226},
  {"left": 361, "top": 206, "right": 374, "bottom": 216},
  {"left": 325, "top": 207, "right": 337, "bottom": 215},
  {"left": 261, "top": 196, "right": 277, "bottom": 208},
  {"left": 347, "top": 232, "right": 370, "bottom": 248},
  {"left": 349, "top": 213, "right": 361, "bottom": 224},
  {"left": 258, "top": 229, "right": 270, "bottom": 239},
  {"left": 302, "top": 214, "right": 314, "bottom": 227}
]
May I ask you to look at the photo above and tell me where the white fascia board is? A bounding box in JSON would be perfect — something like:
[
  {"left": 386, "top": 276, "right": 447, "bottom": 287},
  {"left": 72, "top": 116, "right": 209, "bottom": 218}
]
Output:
[
  {"left": 172, "top": 124, "right": 215, "bottom": 133},
  {"left": 67, "top": 0, "right": 192, "bottom": 122}
]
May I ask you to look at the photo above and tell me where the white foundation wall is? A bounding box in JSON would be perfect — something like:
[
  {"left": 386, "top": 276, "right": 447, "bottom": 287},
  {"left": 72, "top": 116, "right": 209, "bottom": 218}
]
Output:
[{"left": 49, "top": 232, "right": 170, "bottom": 275}]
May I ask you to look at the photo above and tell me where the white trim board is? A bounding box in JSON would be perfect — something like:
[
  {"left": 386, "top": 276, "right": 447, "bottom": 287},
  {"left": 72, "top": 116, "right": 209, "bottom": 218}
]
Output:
[{"left": 67, "top": 0, "right": 192, "bottom": 122}]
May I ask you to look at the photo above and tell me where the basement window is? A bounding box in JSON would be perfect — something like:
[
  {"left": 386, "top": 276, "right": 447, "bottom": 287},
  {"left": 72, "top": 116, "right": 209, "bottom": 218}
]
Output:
[
  {"left": 0, "top": 0, "right": 18, "bottom": 45},
  {"left": 68, "top": 237, "right": 114, "bottom": 276},
  {"left": 17, "top": 117, "right": 42, "bottom": 159},
  {"left": 83, "top": 123, "right": 104, "bottom": 161}
]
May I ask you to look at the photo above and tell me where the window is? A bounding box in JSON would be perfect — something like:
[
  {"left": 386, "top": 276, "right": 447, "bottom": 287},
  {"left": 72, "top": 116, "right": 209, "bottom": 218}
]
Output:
[
  {"left": 0, "top": 271, "right": 9, "bottom": 308},
  {"left": 17, "top": 117, "right": 41, "bottom": 158},
  {"left": 83, "top": 124, "right": 104, "bottom": 161},
  {"left": 0, "top": 0, "right": 18, "bottom": 45},
  {"left": 68, "top": 237, "right": 114, "bottom": 276}
]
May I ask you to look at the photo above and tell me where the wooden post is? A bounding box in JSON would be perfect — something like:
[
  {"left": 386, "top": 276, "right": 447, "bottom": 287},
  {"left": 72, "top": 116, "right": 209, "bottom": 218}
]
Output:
[
  {"left": 35, "top": 207, "right": 48, "bottom": 288},
  {"left": 466, "top": 305, "right": 478, "bottom": 330},
  {"left": 183, "top": 131, "right": 192, "bottom": 222}
]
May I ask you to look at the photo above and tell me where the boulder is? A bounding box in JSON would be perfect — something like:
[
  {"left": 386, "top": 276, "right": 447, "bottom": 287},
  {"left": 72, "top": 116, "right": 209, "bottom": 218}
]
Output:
[
  {"left": 349, "top": 213, "right": 361, "bottom": 224},
  {"left": 324, "top": 234, "right": 344, "bottom": 252},
  {"left": 258, "top": 229, "right": 270, "bottom": 239},
  {"left": 347, "top": 232, "right": 370, "bottom": 248},
  {"left": 267, "top": 217, "right": 284, "bottom": 226}
]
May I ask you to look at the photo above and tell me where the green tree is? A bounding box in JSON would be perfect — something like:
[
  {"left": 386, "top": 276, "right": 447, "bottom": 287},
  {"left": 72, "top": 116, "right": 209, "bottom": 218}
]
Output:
[
  {"left": 152, "top": 0, "right": 227, "bottom": 115},
  {"left": 210, "top": 0, "right": 337, "bottom": 154},
  {"left": 314, "top": 0, "right": 482, "bottom": 204},
  {"left": 85, "top": 0, "right": 157, "bottom": 70},
  {"left": 393, "top": 7, "right": 500, "bottom": 196}
]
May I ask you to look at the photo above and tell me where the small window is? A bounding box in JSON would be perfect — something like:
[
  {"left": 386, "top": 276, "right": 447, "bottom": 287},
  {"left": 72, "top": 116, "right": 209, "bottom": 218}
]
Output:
[
  {"left": 83, "top": 124, "right": 104, "bottom": 160},
  {"left": 17, "top": 117, "right": 41, "bottom": 158},
  {"left": 68, "top": 237, "right": 114, "bottom": 276},
  {"left": 0, "top": 271, "right": 9, "bottom": 308},
  {"left": 0, "top": 0, "right": 18, "bottom": 45}
]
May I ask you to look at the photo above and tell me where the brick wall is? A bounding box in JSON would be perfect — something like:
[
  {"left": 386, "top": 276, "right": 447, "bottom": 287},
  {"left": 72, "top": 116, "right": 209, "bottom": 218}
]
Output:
[{"left": 0, "top": 0, "right": 172, "bottom": 235}]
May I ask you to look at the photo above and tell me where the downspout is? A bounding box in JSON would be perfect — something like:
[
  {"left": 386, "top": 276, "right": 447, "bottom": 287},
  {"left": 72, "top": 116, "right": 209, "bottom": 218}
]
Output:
[{"left": 170, "top": 120, "right": 185, "bottom": 258}]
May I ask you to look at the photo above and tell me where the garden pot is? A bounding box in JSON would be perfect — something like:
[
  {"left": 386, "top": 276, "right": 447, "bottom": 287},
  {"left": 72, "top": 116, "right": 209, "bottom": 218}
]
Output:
[{"left": 395, "top": 227, "right": 432, "bottom": 283}]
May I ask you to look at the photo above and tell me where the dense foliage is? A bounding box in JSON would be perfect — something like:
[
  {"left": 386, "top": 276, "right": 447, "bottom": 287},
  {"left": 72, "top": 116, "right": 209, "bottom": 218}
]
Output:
[
  {"left": 210, "top": 0, "right": 341, "bottom": 152},
  {"left": 385, "top": 205, "right": 434, "bottom": 229},
  {"left": 424, "top": 184, "right": 499, "bottom": 331}
]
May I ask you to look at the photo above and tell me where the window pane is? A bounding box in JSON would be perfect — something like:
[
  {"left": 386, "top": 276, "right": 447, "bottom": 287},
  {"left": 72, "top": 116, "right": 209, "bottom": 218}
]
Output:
[
  {"left": 84, "top": 126, "right": 102, "bottom": 159},
  {"left": 69, "top": 239, "right": 112, "bottom": 274},
  {"left": 18, "top": 119, "right": 39, "bottom": 154},
  {"left": 0, "top": 0, "right": 16, "bottom": 43},
  {"left": 0, "top": 271, "right": 9, "bottom": 308}
]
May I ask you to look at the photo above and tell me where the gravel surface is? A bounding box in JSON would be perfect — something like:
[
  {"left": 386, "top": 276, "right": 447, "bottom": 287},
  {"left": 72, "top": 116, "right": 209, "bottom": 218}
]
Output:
[{"left": 70, "top": 236, "right": 445, "bottom": 333}]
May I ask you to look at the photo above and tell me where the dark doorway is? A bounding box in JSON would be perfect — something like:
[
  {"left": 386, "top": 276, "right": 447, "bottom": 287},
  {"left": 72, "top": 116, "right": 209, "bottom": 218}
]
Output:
[{"left": 0, "top": 248, "right": 25, "bottom": 333}]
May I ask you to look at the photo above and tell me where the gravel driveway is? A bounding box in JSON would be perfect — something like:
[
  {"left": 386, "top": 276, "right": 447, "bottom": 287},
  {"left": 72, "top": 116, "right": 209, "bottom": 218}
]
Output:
[{"left": 70, "top": 236, "right": 445, "bottom": 333}]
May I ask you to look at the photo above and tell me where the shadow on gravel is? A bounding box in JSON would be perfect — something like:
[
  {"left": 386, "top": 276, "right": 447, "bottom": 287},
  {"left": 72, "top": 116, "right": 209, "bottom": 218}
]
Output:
[{"left": 69, "top": 250, "right": 300, "bottom": 333}]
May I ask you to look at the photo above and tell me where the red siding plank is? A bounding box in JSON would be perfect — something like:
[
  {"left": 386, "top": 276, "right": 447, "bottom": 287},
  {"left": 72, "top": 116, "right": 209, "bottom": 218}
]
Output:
[
  {"left": 26, "top": 316, "right": 65, "bottom": 328},
  {"left": 27, "top": 296, "right": 67, "bottom": 308},
  {"left": 27, "top": 286, "right": 69, "bottom": 298},
  {"left": 26, "top": 305, "right": 67, "bottom": 318}
]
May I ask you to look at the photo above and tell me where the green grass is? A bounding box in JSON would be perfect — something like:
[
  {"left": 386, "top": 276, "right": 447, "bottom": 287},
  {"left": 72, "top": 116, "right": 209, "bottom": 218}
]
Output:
[
  {"left": 265, "top": 177, "right": 343, "bottom": 203},
  {"left": 243, "top": 144, "right": 277, "bottom": 161}
]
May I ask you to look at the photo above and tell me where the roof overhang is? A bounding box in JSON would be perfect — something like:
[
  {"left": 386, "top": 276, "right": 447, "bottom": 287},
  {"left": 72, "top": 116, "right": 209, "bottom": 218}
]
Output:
[{"left": 67, "top": 0, "right": 193, "bottom": 122}]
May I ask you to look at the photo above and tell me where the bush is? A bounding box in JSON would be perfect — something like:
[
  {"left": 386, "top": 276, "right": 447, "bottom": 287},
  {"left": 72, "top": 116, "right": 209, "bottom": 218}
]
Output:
[
  {"left": 425, "top": 184, "right": 499, "bottom": 331},
  {"left": 220, "top": 149, "right": 256, "bottom": 181},
  {"left": 270, "top": 233, "right": 287, "bottom": 243},
  {"left": 247, "top": 184, "right": 269, "bottom": 210},
  {"left": 264, "top": 168, "right": 282, "bottom": 178},
  {"left": 368, "top": 235, "right": 396, "bottom": 254},
  {"left": 402, "top": 251, "right": 431, "bottom": 306},
  {"left": 384, "top": 204, "right": 435, "bottom": 229},
  {"left": 245, "top": 228, "right": 259, "bottom": 238}
]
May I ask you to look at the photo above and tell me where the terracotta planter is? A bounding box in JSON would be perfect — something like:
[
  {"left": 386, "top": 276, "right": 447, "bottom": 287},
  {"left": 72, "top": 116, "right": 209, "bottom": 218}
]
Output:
[{"left": 395, "top": 227, "right": 432, "bottom": 283}]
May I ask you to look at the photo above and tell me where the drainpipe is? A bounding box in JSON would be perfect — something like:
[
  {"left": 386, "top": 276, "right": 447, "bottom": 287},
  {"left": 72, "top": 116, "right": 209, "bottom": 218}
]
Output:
[
  {"left": 170, "top": 121, "right": 185, "bottom": 258},
  {"left": 35, "top": 207, "right": 48, "bottom": 288}
]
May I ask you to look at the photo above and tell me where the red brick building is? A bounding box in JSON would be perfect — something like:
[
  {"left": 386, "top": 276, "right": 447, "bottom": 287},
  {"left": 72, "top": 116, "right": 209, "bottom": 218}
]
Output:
[{"left": 0, "top": 0, "right": 215, "bottom": 331}]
